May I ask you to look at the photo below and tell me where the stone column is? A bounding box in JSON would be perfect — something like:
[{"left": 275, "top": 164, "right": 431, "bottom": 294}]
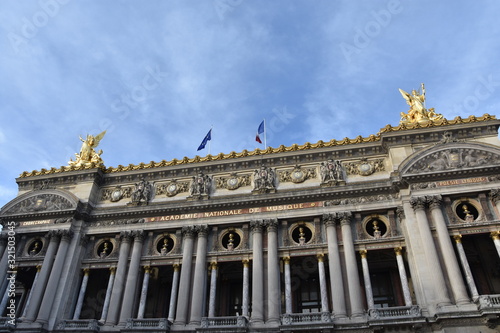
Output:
[
  {"left": 36, "top": 230, "right": 72, "bottom": 324},
  {"left": 490, "top": 189, "right": 500, "bottom": 218},
  {"left": 340, "top": 212, "right": 364, "bottom": 317},
  {"left": 23, "top": 232, "right": 60, "bottom": 322},
  {"left": 167, "top": 264, "right": 181, "bottom": 322},
  {"left": 100, "top": 267, "right": 116, "bottom": 322},
  {"left": 359, "top": 250, "right": 374, "bottom": 309},
  {"left": 105, "top": 232, "right": 132, "bottom": 325},
  {"left": 0, "top": 267, "right": 15, "bottom": 314},
  {"left": 492, "top": 231, "right": 500, "bottom": 258},
  {"left": 189, "top": 225, "right": 209, "bottom": 325},
  {"left": 429, "top": 196, "right": 469, "bottom": 305},
  {"left": 21, "top": 265, "right": 41, "bottom": 318},
  {"left": 73, "top": 268, "right": 90, "bottom": 319},
  {"left": 323, "top": 214, "right": 346, "bottom": 317},
  {"left": 250, "top": 220, "right": 264, "bottom": 324},
  {"left": 453, "top": 235, "right": 479, "bottom": 299},
  {"left": 0, "top": 242, "right": 10, "bottom": 298},
  {"left": 137, "top": 266, "right": 151, "bottom": 319},
  {"left": 174, "top": 226, "right": 195, "bottom": 325},
  {"left": 208, "top": 262, "right": 218, "bottom": 317},
  {"left": 410, "top": 196, "right": 451, "bottom": 306},
  {"left": 0, "top": 234, "right": 6, "bottom": 261},
  {"left": 119, "top": 230, "right": 145, "bottom": 325},
  {"left": 283, "top": 257, "right": 292, "bottom": 314},
  {"left": 266, "top": 219, "right": 280, "bottom": 324},
  {"left": 394, "top": 247, "right": 412, "bottom": 306},
  {"left": 317, "top": 254, "right": 330, "bottom": 313},
  {"left": 241, "top": 259, "right": 250, "bottom": 317}
]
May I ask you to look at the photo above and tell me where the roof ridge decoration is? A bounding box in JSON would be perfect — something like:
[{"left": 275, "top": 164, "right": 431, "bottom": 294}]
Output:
[{"left": 18, "top": 114, "right": 496, "bottom": 178}]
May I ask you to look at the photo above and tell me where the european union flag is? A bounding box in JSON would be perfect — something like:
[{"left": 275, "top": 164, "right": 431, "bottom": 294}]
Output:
[{"left": 197, "top": 129, "right": 212, "bottom": 151}]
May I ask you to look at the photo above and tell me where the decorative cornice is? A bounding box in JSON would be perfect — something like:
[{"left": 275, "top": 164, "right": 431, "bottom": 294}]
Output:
[{"left": 17, "top": 114, "right": 496, "bottom": 179}]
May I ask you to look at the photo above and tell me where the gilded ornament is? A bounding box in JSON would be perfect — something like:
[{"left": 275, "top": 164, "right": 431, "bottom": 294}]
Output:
[
  {"left": 399, "top": 83, "right": 443, "bottom": 124},
  {"left": 68, "top": 131, "right": 106, "bottom": 167}
]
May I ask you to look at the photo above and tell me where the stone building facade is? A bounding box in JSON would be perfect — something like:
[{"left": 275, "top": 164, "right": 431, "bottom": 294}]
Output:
[{"left": 0, "top": 113, "right": 499, "bottom": 333}]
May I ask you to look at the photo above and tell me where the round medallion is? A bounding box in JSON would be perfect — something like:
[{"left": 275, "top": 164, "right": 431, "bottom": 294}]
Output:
[
  {"left": 166, "top": 183, "right": 178, "bottom": 197},
  {"left": 110, "top": 188, "right": 123, "bottom": 202},
  {"left": 358, "top": 162, "right": 374, "bottom": 176},
  {"left": 291, "top": 169, "right": 306, "bottom": 183},
  {"left": 227, "top": 177, "right": 239, "bottom": 190}
]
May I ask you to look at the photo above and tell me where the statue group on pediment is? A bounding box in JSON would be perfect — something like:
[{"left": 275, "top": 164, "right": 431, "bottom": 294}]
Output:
[
  {"left": 416, "top": 148, "right": 499, "bottom": 173},
  {"left": 5, "top": 194, "right": 73, "bottom": 214}
]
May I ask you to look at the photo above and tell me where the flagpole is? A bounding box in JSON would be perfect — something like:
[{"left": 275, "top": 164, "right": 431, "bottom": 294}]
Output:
[
  {"left": 209, "top": 125, "right": 213, "bottom": 155},
  {"left": 263, "top": 118, "right": 267, "bottom": 149}
]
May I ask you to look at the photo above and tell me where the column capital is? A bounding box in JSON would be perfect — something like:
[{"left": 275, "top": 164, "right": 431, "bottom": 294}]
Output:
[
  {"left": 46, "top": 230, "right": 61, "bottom": 240},
  {"left": 489, "top": 189, "right": 500, "bottom": 204},
  {"left": 60, "top": 229, "right": 74, "bottom": 242},
  {"left": 491, "top": 231, "right": 500, "bottom": 241},
  {"left": 428, "top": 195, "right": 443, "bottom": 210},
  {"left": 79, "top": 235, "right": 89, "bottom": 246},
  {"left": 132, "top": 230, "right": 145, "bottom": 241},
  {"left": 182, "top": 226, "right": 196, "bottom": 238},
  {"left": 173, "top": 263, "right": 181, "bottom": 272},
  {"left": 322, "top": 213, "right": 336, "bottom": 227},
  {"left": 453, "top": 234, "right": 462, "bottom": 243},
  {"left": 242, "top": 259, "right": 250, "bottom": 267},
  {"left": 120, "top": 231, "right": 133, "bottom": 242},
  {"left": 83, "top": 268, "right": 90, "bottom": 275},
  {"left": 209, "top": 262, "right": 218, "bottom": 270},
  {"left": 250, "top": 220, "right": 264, "bottom": 233},
  {"left": 36, "top": 264, "right": 42, "bottom": 272},
  {"left": 409, "top": 196, "right": 428, "bottom": 210},
  {"left": 394, "top": 247, "right": 404, "bottom": 256},
  {"left": 338, "top": 212, "right": 352, "bottom": 226},
  {"left": 143, "top": 266, "right": 151, "bottom": 273},
  {"left": 316, "top": 253, "right": 325, "bottom": 262},
  {"left": 109, "top": 266, "right": 116, "bottom": 274},
  {"left": 359, "top": 250, "right": 367, "bottom": 259},
  {"left": 282, "top": 256, "right": 290, "bottom": 265},
  {"left": 265, "top": 219, "right": 278, "bottom": 232},
  {"left": 195, "top": 224, "right": 209, "bottom": 237}
]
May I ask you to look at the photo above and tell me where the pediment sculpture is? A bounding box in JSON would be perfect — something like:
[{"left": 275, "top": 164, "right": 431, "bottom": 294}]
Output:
[{"left": 2, "top": 193, "right": 74, "bottom": 215}]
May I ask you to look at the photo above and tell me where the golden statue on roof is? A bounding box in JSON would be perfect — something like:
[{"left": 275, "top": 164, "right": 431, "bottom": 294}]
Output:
[
  {"left": 68, "top": 131, "right": 106, "bottom": 167},
  {"left": 399, "top": 83, "right": 443, "bottom": 124}
]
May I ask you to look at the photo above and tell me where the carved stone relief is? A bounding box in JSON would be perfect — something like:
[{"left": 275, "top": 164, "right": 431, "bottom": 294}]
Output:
[
  {"left": 3, "top": 194, "right": 74, "bottom": 214},
  {"left": 88, "top": 218, "right": 145, "bottom": 227},
  {"left": 215, "top": 173, "right": 251, "bottom": 190},
  {"left": 345, "top": 158, "right": 385, "bottom": 176},
  {"left": 325, "top": 193, "right": 398, "bottom": 206},
  {"left": 408, "top": 148, "right": 500, "bottom": 173},
  {"left": 156, "top": 180, "right": 189, "bottom": 197},
  {"left": 252, "top": 166, "right": 276, "bottom": 194},
  {"left": 319, "top": 158, "right": 345, "bottom": 186},
  {"left": 188, "top": 172, "right": 212, "bottom": 199},
  {"left": 101, "top": 185, "right": 132, "bottom": 202},
  {"left": 278, "top": 165, "right": 316, "bottom": 184}
]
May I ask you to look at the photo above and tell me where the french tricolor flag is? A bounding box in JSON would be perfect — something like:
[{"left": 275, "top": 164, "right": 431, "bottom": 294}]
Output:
[{"left": 255, "top": 120, "right": 264, "bottom": 144}]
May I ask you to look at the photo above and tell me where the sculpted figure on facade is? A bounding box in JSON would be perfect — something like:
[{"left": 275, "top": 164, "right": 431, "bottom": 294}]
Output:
[
  {"left": 130, "top": 178, "right": 153, "bottom": 205},
  {"left": 68, "top": 130, "right": 106, "bottom": 167},
  {"left": 411, "top": 148, "right": 500, "bottom": 173},
  {"left": 252, "top": 166, "right": 276, "bottom": 193},
  {"left": 399, "top": 84, "right": 443, "bottom": 124},
  {"left": 188, "top": 172, "right": 212, "bottom": 198},
  {"left": 320, "top": 158, "right": 345, "bottom": 186}
]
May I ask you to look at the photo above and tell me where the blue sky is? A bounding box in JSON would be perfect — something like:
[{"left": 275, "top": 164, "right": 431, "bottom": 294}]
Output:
[{"left": 1, "top": 0, "right": 500, "bottom": 208}]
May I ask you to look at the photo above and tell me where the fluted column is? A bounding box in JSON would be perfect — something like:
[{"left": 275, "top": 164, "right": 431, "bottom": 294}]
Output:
[
  {"left": 73, "top": 268, "right": 90, "bottom": 319},
  {"left": 167, "top": 264, "right": 180, "bottom": 322},
  {"left": 266, "top": 219, "right": 280, "bottom": 324},
  {"left": 394, "top": 247, "right": 412, "bottom": 306},
  {"left": 241, "top": 259, "right": 250, "bottom": 317},
  {"left": 36, "top": 230, "right": 73, "bottom": 324},
  {"left": 340, "top": 212, "right": 363, "bottom": 317},
  {"left": 174, "top": 226, "right": 195, "bottom": 325},
  {"left": 359, "top": 250, "right": 374, "bottom": 309},
  {"left": 453, "top": 235, "right": 479, "bottom": 299},
  {"left": 208, "top": 262, "right": 218, "bottom": 317},
  {"left": 492, "top": 231, "right": 500, "bottom": 258},
  {"left": 100, "top": 267, "right": 116, "bottom": 322},
  {"left": 323, "top": 214, "right": 346, "bottom": 317},
  {"left": 250, "top": 220, "right": 264, "bottom": 323},
  {"left": 105, "top": 232, "right": 132, "bottom": 325},
  {"left": 189, "top": 225, "right": 209, "bottom": 325},
  {"left": 317, "top": 254, "right": 330, "bottom": 312},
  {"left": 283, "top": 257, "right": 292, "bottom": 314},
  {"left": 410, "top": 196, "right": 451, "bottom": 306},
  {"left": 429, "top": 196, "right": 469, "bottom": 305},
  {"left": 119, "top": 230, "right": 145, "bottom": 325},
  {"left": 23, "top": 232, "right": 60, "bottom": 322},
  {"left": 21, "top": 265, "right": 41, "bottom": 317},
  {"left": 137, "top": 266, "right": 151, "bottom": 319}
]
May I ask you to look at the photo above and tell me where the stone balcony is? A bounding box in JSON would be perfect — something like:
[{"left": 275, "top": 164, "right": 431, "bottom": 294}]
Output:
[
  {"left": 55, "top": 319, "right": 99, "bottom": 332},
  {"left": 198, "top": 316, "right": 248, "bottom": 332},
  {"left": 122, "top": 318, "right": 170, "bottom": 332},
  {"left": 476, "top": 294, "right": 500, "bottom": 314}
]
